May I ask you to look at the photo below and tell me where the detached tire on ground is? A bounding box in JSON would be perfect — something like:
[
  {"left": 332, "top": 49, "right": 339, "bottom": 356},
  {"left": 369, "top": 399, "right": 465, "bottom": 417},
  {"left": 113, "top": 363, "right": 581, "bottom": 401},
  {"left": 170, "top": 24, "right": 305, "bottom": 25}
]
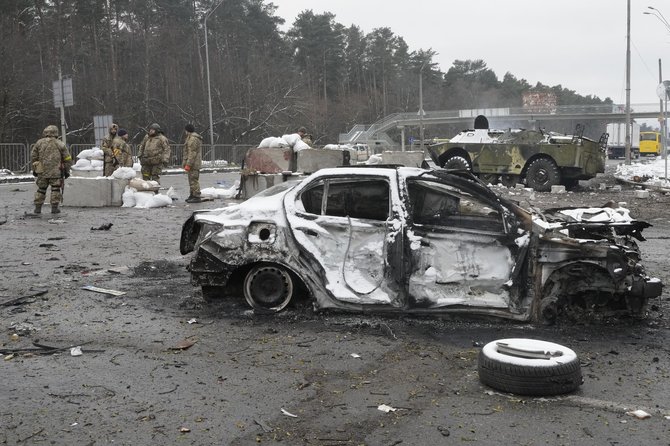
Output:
[
  {"left": 525, "top": 158, "right": 560, "bottom": 192},
  {"left": 477, "top": 338, "right": 583, "bottom": 396}
]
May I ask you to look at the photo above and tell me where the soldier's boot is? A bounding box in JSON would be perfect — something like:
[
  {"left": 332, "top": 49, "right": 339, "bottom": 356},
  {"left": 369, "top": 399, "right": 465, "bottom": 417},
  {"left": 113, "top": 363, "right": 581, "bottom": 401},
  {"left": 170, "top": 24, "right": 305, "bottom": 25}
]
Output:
[
  {"left": 51, "top": 204, "right": 60, "bottom": 214},
  {"left": 34, "top": 204, "right": 42, "bottom": 214}
]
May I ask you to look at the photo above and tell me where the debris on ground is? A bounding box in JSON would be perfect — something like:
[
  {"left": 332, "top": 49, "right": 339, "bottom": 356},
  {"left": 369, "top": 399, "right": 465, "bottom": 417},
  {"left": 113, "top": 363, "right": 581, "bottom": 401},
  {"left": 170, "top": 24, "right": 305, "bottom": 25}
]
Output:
[
  {"left": 377, "top": 404, "right": 398, "bottom": 413},
  {"left": 626, "top": 409, "right": 652, "bottom": 420},
  {"left": 1, "top": 289, "right": 48, "bottom": 306},
  {"left": 9, "top": 322, "right": 40, "bottom": 335},
  {"left": 90, "top": 223, "right": 113, "bottom": 231},
  {"left": 70, "top": 346, "right": 83, "bottom": 356},
  {"left": 170, "top": 339, "right": 196, "bottom": 350},
  {"left": 81, "top": 285, "right": 126, "bottom": 296},
  {"left": 280, "top": 408, "right": 298, "bottom": 418}
]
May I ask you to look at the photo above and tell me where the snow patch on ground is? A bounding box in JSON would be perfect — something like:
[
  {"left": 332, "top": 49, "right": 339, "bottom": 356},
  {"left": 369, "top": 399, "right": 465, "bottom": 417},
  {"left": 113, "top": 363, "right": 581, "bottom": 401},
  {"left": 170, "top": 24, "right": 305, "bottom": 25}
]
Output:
[{"left": 614, "top": 157, "right": 670, "bottom": 188}]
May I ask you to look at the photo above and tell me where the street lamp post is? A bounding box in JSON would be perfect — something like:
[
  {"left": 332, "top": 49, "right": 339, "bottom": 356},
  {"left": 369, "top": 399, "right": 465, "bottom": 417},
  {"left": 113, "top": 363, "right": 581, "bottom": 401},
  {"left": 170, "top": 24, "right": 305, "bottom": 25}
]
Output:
[
  {"left": 418, "top": 63, "right": 426, "bottom": 149},
  {"left": 204, "top": 0, "right": 225, "bottom": 147}
]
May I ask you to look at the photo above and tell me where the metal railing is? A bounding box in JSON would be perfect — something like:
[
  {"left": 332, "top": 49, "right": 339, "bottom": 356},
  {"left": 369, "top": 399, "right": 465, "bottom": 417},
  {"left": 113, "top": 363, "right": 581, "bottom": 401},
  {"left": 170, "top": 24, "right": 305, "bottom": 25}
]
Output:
[{"left": 0, "top": 143, "right": 30, "bottom": 173}]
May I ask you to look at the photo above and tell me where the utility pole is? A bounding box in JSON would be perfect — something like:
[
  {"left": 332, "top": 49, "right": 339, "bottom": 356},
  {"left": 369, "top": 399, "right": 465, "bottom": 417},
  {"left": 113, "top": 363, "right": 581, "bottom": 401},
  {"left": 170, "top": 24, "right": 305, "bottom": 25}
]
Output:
[
  {"left": 624, "top": 0, "right": 632, "bottom": 165},
  {"left": 419, "top": 63, "right": 426, "bottom": 148},
  {"left": 204, "top": 0, "right": 225, "bottom": 147},
  {"left": 58, "top": 66, "right": 67, "bottom": 145}
]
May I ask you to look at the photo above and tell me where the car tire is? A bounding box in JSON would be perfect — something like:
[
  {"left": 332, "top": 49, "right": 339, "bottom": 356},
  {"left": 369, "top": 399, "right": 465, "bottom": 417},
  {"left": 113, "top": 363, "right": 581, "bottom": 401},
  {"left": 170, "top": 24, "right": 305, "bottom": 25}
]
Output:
[
  {"left": 478, "top": 338, "right": 583, "bottom": 396},
  {"left": 243, "top": 263, "right": 294, "bottom": 314},
  {"left": 443, "top": 155, "right": 470, "bottom": 171},
  {"left": 525, "top": 158, "right": 560, "bottom": 192}
]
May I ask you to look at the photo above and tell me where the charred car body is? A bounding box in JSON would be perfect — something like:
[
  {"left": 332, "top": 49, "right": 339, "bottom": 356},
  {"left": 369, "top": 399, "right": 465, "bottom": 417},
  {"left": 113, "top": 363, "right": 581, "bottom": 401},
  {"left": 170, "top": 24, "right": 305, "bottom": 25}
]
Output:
[
  {"left": 180, "top": 166, "right": 661, "bottom": 323},
  {"left": 429, "top": 115, "right": 607, "bottom": 192}
]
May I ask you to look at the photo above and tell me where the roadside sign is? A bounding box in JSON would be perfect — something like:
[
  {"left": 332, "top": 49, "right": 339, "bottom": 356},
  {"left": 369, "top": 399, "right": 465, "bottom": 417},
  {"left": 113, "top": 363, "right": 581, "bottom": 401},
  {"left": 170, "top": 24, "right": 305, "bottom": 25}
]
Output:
[
  {"left": 93, "top": 115, "right": 114, "bottom": 147},
  {"left": 53, "top": 78, "right": 74, "bottom": 108}
]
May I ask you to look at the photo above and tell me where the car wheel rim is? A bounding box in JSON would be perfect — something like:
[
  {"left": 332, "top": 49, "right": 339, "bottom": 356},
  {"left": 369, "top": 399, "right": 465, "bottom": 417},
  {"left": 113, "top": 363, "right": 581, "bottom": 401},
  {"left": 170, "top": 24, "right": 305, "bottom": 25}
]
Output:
[{"left": 244, "top": 265, "right": 293, "bottom": 312}]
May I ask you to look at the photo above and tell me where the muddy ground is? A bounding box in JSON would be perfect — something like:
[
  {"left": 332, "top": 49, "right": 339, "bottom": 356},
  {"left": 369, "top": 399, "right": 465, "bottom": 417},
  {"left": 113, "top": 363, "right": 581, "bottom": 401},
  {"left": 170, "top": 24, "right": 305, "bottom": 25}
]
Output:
[{"left": 1, "top": 168, "right": 669, "bottom": 446}]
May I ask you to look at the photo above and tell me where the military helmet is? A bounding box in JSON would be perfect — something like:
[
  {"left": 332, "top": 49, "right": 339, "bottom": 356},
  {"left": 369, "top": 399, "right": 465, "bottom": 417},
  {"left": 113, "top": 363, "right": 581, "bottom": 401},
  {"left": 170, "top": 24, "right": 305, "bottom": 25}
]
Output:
[
  {"left": 148, "top": 123, "right": 161, "bottom": 132},
  {"left": 43, "top": 125, "right": 59, "bottom": 137}
]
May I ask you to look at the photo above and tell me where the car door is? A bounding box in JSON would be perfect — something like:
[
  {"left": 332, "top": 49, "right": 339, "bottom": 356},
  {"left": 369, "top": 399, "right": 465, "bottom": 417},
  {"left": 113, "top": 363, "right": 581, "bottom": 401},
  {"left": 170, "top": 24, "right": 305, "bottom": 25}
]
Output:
[
  {"left": 405, "top": 178, "right": 515, "bottom": 309},
  {"left": 285, "top": 174, "right": 405, "bottom": 307}
]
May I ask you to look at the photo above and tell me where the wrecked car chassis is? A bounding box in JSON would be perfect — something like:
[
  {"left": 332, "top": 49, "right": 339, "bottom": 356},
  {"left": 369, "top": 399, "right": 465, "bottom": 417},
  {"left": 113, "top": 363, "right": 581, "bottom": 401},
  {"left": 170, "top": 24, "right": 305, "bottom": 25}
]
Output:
[{"left": 180, "top": 167, "right": 661, "bottom": 323}]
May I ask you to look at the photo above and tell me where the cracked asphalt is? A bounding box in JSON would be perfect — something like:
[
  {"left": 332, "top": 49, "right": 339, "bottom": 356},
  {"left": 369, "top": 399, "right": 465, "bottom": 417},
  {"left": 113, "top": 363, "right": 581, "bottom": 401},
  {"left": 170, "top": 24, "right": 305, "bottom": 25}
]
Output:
[{"left": 1, "top": 171, "right": 669, "bottom": 445}]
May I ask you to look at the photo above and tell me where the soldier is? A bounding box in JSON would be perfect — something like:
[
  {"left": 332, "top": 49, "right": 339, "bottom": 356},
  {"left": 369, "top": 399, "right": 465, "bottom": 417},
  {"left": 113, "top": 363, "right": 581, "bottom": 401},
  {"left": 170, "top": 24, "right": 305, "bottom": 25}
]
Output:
[
  {"left": 297, "top": 126, "right": 313, "bottom": 146},
  {"left": 111, "top": 129, "right": 133, "bottom": 169},
  {"left": 182, "top": 123, "right": 203, "bottom": 203},
  {"left": 31, "top": 125, "right": 72, "bottom": 214},
  {"left": 137, "top": 123, "right": 171, "bottom": 182},
  {"left": 101, "top": 123, "right": 118, "bottom": 176}
]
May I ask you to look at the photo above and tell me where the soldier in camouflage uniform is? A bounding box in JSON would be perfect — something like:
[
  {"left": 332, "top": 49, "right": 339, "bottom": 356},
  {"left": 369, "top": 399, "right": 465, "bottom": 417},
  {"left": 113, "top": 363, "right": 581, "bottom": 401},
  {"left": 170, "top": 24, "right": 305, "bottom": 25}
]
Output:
[
  {"left": 298, "top": 126, "right": 313, "bottom": 146},
  {"left": 111, "top": 129, "right": 133, "bottom": 169},
  {"left": 137, "top": 123, "right": 171, "bottom": 182},
  {"left": 182, "top": 124, "right": 203, "bottom": 203},
  {"left": 31, "top": 125, "right": 72, "bottom": 214},
  {"left": 101, "top": 123, "right": 118, "bottom": 176}
]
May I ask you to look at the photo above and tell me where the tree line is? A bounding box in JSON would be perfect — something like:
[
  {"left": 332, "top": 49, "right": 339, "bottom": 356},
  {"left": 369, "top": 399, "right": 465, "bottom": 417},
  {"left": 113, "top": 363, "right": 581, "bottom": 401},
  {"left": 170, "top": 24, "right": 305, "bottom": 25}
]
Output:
[{"left": 0, "top": 0, "right": 612, "bottom": 146}]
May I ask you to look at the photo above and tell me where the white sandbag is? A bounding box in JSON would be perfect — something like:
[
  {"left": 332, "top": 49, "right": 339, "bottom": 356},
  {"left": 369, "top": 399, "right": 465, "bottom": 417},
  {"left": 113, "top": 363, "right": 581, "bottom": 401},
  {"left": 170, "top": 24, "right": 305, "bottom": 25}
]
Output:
[
  {"left": 268, "top": 137, "right": 289, "bottom": 148},
  {"left": 111, "top": 167, "right": 137, "bottom": 179},
  {"left": 293, "top": 140, "right": 311, "bottom": 152},
  {"left": 90, "top": 160, "right": 103, "bottom": 168},
  {"left": 134, "top": 191, "right": 172, "bottom": 209},
  {"left": 129, "top": 177, "right": 159, "bottom": 191},
  {"left": 259, "top": 137, "right": 274, "bottom": 148},
  {"left": 282, "top": 133, "right": 301, "bottom": 147},
  {"left": 166, "top": 186, "right": 179, "bottom": 200},
  {"left": 76, "top": 149, "right": 94, "bottom": 159},
  {"left": 366, "top": 154, "right": 383, "bottom": 165},
  {"left": 201, "top": 180, "right": 240, "bottom": 199},
  {"left": 121, "top": 186, "right": 137, "bottom": 207},
  {"left": 89, "top": 148, "right": 104, "bottom": 160},
  {"left": 132, "top": 162, "right": 141, "bottom": 171},
  {"left": 72, "top": 158, "right": 92, "bottom": 170}
]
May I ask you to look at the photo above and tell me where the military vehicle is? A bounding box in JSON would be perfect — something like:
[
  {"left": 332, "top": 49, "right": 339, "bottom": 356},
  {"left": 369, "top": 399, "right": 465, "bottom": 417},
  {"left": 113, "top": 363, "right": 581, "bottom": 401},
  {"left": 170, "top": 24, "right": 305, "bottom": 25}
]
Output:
[{"left": 427, "top": 116, "right": 607, "bottom": 191}]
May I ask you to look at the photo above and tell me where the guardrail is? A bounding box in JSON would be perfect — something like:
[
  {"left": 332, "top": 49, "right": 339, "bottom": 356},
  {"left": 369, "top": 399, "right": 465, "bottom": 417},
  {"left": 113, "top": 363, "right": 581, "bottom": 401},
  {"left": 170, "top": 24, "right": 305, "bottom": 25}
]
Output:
[{"left": 0, "top": 143, "right": 254, "bottom": 174}]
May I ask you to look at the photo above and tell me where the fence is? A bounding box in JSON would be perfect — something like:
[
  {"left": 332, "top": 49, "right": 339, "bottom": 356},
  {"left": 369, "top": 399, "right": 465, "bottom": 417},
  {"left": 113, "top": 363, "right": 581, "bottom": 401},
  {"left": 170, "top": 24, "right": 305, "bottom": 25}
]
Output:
[
  {"left": 0, "top": 143, "right": 253, "bottom": 174},
  {"left": 0, "top": 143, "right": 30, "bottom": 173}
]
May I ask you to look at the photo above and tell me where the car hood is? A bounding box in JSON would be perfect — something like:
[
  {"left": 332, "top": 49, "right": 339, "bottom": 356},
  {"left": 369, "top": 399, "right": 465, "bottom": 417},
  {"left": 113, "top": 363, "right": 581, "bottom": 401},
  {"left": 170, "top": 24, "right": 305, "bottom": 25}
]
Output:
[
  {"left": 530, "top": 205, "right": 651, "bottom": 241},
  {"left": 193, "top": 191, "right": 288, "bottom": 226}
]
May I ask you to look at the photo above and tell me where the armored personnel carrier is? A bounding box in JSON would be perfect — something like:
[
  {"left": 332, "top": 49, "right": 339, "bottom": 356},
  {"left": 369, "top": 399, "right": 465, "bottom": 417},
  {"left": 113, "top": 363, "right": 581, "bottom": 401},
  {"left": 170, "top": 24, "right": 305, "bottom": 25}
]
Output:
[{"left": 428, "top": 116, "right": 607, "bottom": 191}]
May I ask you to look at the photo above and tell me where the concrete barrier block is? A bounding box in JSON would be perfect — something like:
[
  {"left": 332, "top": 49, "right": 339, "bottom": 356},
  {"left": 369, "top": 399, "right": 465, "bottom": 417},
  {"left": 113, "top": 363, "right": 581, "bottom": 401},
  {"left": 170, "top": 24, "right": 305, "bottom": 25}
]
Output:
[
  {"left": 551, "top": 185, "right": 566, "bottom": 194},
  {"left": 380, "top": 151, "right": 425, "bottom": 167},
  {"left": 611, "top": 185, "right": 622, "bottom": 192},
  {"left": 63, "top": 177, "right": 129, "bottom": 207},
  {"left": 514, "top": 183, "right": 525, "bottom": 190},
  {"left": 634, "top": 190, "right": 650, "bottom": 199},
  {"left": 297, "top": 149, "right": 349, "bottom": 174},
  {"left": 240, "top": 173, "right": 306, "bottom": 199},
  {"left": 244, "top": 148, "right": 294, "bottom": 174}
]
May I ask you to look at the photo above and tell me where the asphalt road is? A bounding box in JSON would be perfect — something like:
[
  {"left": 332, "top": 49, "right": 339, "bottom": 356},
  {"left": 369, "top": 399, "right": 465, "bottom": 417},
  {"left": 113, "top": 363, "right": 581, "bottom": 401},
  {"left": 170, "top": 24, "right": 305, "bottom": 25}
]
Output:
[{"left": 1, "top": 172, "right": 669, "bottom": 445}]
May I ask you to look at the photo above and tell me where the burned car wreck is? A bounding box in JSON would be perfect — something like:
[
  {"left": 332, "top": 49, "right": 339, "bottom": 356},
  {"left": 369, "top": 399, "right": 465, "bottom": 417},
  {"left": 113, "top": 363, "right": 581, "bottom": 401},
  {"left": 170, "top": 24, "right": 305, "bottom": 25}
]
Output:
[{"left": 180, "top": 167, "right": 662, "bottom": 323}]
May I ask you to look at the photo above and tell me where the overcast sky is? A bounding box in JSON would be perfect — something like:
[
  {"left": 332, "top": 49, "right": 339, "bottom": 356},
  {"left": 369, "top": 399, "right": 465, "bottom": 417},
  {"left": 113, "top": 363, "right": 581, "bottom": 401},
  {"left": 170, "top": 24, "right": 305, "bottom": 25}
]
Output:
[{"left": 271, "top": 0, "right": 670, "bottom": 107}]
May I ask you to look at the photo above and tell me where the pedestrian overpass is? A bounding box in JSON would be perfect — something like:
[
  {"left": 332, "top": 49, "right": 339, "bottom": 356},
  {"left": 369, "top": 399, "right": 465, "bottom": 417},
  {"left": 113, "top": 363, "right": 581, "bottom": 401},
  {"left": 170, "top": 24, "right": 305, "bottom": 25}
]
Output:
[{"left": 339, "top": 103, "right": 664, "bottom": 149}]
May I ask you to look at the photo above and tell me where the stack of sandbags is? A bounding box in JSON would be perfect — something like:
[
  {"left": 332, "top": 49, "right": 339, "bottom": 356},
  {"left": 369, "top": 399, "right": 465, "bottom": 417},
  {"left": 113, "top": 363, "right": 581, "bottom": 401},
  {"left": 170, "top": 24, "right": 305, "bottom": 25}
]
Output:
[
  {"left": 258, "top": 133, "right": 311, "bottom": 152},
  {"left": 121, "top": 186, "right": 173, "bottom": 208},
  {"left": 71, "top": 147, "right": 104, "bottom": 171}
]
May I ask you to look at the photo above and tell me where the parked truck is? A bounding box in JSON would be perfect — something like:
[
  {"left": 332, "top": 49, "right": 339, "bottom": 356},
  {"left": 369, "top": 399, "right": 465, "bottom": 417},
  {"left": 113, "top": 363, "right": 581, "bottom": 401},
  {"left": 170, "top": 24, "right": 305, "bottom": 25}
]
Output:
[
  {"left": 428, "top": 115, "right": 607, "bottom": 192},
  {"left": 606, "top": 122, "right": 640, "bottom": 159}
]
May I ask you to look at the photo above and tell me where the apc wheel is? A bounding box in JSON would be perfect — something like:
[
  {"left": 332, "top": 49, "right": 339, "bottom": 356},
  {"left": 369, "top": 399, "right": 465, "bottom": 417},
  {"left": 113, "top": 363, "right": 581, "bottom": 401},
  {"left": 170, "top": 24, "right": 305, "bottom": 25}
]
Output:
[
  {"left": 477, "top": 338, "right": 583, "bottom": 396},
  {"left": 525, "top": 158, "right": 560, "bottom": 192},
  {"left": 243, "top": 264, "right": 294, "bottom": 313},
  {"left": 443, "top": 155, "right": 470, "bottom": 171}
]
